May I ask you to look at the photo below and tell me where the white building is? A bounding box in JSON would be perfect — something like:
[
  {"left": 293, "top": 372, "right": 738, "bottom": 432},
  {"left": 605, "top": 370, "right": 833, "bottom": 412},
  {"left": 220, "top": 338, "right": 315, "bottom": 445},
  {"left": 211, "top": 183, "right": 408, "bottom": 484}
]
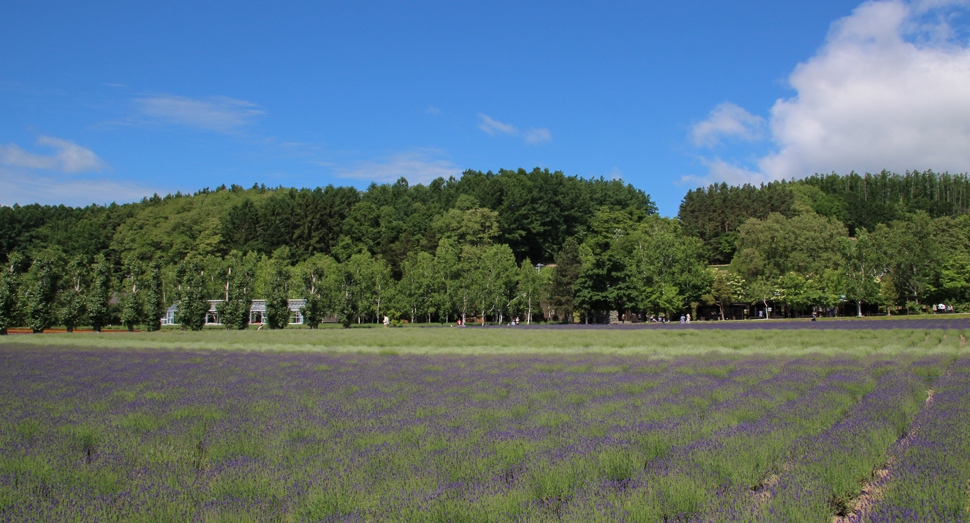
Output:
[{"left": 160, "top": 299, "right": 306, "bottom": 326}]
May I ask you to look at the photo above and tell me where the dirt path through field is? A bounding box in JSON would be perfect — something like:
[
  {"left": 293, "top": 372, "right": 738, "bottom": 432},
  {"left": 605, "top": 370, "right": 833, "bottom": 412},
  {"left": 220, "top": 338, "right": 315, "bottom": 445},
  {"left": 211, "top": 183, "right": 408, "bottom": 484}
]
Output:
[
  {"left": 832, "top": 371, "right": 948, "bottom": 523},
  {"left": 748, "top": 381, "right": 894, "bottom": 509},
  {"left": 748, "top": 378, "right": 940, "bottom": 521}
]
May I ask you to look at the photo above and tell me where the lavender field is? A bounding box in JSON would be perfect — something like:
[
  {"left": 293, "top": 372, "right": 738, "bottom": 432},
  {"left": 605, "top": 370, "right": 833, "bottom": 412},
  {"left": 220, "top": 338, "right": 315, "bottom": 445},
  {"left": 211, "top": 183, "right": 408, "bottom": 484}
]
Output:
[{"left": 0, "top": 344, "right": 968, "bottom": 522}]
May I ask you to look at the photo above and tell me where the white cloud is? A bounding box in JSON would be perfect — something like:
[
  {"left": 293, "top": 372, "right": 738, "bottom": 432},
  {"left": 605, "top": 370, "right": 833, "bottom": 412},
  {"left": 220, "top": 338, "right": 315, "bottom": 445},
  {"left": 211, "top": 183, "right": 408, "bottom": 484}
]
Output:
[
  {"left": 689, "top": 0, "right": 970, "bottom": 185},
  {"left": 525, "top": 127, "right": 553, "bottom": 144},
  {"left": 136, "top": 95, "right": 263, "bottom": 132},
  {"left": 0, "top": 166, "right": 160, "bottom": 207},
  {"left": 335, "top": 149, "right": 463, "bottom": 184},
  {"left": 478, "top": 114, "right": 552, "bottom": 145},
  {"left": 425, "top": 105, "right": 442, "bottom": 115},
  {"left": 478, "top": 114, "right": 519, "bottom": 136},
  {"left": 678, "top": 158, "right": 769, "bottom": 187},
  {"left": 762, "top": 0, "right": 970, "bottom": 179},
  {"left": 0, "top": 136, "right": 109, "bottom": 173},
  {"left": 691, "top": 102, "right": 766, "bottom": 147}
]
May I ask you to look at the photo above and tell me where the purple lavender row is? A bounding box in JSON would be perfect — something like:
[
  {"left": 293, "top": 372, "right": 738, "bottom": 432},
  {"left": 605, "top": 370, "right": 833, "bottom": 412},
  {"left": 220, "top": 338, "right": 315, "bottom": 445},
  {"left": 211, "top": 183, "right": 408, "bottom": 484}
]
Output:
[
  {"left": 866, "top": 357, "right": 970, "bottom": 523},
  {"left": 0, "top": 348, "right": 935, "bottom": 522},
  {"left": 565, "top": 360, "right": 901, "bottom": 521},
  {"left": 739, "top": 364, "right": 930, "bottom": 522},
  {"left": 0, "top": 349, "right": 808, "bottom": 521}
]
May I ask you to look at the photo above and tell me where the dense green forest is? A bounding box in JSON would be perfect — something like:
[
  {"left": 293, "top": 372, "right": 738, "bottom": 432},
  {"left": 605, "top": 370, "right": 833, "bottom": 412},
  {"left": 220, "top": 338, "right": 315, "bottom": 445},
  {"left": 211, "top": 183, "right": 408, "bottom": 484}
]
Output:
[
  {"left": 679, "top": 169, "right": 970, "bottom": 263},
  {"left": 1, "top": 168, "right": 969, "bottom": 332},
  {"left": 0, "top": 168, "right": 653, "bottom": 268}
]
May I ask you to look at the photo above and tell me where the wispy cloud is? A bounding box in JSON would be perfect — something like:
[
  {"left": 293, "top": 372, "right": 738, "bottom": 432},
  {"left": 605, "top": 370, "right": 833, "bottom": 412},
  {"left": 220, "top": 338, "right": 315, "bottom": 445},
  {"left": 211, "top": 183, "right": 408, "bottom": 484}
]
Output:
[
  {"left": 0, "top": 136, "right": 110, "bottom": 173},
  {"left": 691, "top": 102, "right": 765, "bottom": 147},
  {"left": 478, "top": 114, "right": 552, "bottom": 145},
  {"left": 0, "top": 166, "right": 160, "bottom": 207},
  {"left": 335, "top": 148, "right": 463, "bottom": 184},
  {"left": 425, "top": 105, "right": 442, "bottom": 115},
  {"left": 478, "top": 114, "right": 519, "bottom": 136},
  {"left": 136, "top": 95, "right": 263, "bottom": 132},
  {"left": 677, "top": 157, "right": 768, "bottom": 187},
  {"left": 525, "top": 127, "right": 553, "bottom": 144},
  {"left": 687, "top": 0, "right": 970, "bottom": 186}
]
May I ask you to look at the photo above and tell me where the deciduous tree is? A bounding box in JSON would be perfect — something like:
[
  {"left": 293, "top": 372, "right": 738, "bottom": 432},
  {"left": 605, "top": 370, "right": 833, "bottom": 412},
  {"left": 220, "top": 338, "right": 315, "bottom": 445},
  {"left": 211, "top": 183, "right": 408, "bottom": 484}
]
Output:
[
  {"left": 517, "top": 257, "right": 543, "bottom": 324},
  {"left": 88, "top": 254, "right": 113, "bottom": 332},
  {"left": 217, "top": 251, "right": 256, "bottom": 330},
  {"left": 23, "top": 254, "right": 62, "bottom": 333},
  {"left": 144, "top": 260, "right": 165, "bottom": 331},
  {"left": 60, "top": 255, "right": 88, "bottom": 332},
  {"left": 265, "top": 257, "right": 291, "bottom": 329},
  {"left": 0, "top": 254, "right": 25, "bottom": 334},
  {"left": 174, "top": 259, "right": 209, "bottom": 331},
  {"left": 548, "top": 237, "right": 582, "bottom": 322},
  {"left": 119, "top": 256, "right": 144, "bottom": 331}
]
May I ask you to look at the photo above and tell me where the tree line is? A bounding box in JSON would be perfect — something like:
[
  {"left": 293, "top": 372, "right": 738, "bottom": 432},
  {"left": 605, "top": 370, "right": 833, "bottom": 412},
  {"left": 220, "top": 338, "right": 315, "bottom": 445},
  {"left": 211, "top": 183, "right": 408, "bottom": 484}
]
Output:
[
  {"left": 0, "top": 212, "right": 709, "bottom": 331},
  {"left": 678, "top": 169, "right": 970, "bottom": 263},
  {"left": 0, "top": 167, "right": 653, "bottom": 271},
  {"left": 1, "top": 168, "right": 970, "bottom": 331}
]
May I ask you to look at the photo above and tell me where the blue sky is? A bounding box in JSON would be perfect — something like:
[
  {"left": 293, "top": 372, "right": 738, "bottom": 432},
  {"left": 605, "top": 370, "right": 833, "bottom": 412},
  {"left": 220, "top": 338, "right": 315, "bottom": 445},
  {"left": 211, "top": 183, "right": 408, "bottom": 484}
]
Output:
[{"left": 3, "top": 0, "right": 970, "bottom": 217}]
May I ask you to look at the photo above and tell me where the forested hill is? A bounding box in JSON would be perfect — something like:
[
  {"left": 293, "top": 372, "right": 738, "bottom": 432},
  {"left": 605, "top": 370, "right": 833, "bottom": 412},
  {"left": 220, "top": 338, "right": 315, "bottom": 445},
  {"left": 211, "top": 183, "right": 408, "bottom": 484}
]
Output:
[
  {"left": 0, "top": 168, "right": 654, "bottom": 270},
  {"left": 679, "top": 170, "right": 970, "bottom": 263},
  {"left": 4, "top": 168, "right": 969, "bottom": 272}
]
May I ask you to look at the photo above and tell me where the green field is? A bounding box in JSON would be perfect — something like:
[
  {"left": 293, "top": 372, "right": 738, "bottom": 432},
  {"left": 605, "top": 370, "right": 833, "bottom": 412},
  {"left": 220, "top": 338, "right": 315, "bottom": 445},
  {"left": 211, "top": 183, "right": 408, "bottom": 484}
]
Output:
[
  {"left": 1, "top": 324, "right": 967, "bottom": 356},
  {"left": 1, "top": 328, "right": 969, "bottom": 522}
]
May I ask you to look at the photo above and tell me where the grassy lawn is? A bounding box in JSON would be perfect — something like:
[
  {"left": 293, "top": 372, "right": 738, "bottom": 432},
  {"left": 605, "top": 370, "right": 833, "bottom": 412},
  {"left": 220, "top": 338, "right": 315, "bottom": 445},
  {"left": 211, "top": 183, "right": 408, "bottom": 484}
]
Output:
[{"left": 1, "top": 324, "right": 968, "bottom": 356}]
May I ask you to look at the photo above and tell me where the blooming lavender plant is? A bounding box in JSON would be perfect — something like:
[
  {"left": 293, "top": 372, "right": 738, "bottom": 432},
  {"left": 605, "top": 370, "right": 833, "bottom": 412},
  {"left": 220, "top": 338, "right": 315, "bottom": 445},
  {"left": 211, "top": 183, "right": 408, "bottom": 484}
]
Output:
[
  {"left": 0, "top": 346, "right": 961, "bottom": 522},
  {"left": 866, "top": 357, "right": 970, "bottom": 522}
]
